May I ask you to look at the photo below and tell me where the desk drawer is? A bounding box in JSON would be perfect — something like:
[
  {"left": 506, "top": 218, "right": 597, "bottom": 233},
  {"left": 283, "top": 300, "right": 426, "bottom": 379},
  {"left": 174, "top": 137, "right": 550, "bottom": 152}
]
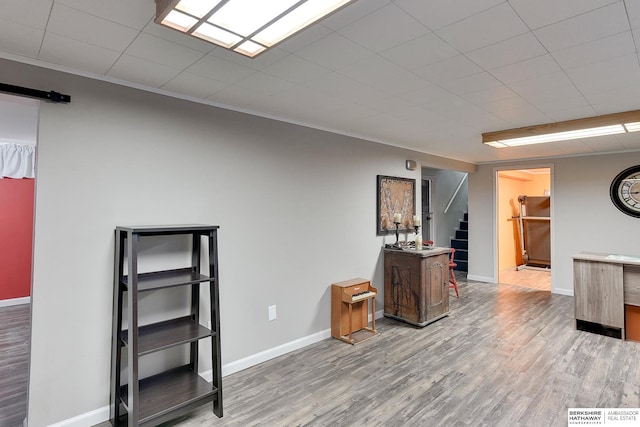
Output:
[{"left": 624, "top": 266, "right": 640, "bottom": 306}]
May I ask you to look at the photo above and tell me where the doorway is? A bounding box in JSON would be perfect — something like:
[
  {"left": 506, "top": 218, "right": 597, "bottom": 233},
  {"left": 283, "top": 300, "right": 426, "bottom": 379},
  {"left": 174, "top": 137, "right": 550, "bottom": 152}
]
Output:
[
  {"left": 0, "top": 92, "right": 38, "bottom": 427},
  {"left": 496, "top": 167, "right": 552, "bottom": 291}
]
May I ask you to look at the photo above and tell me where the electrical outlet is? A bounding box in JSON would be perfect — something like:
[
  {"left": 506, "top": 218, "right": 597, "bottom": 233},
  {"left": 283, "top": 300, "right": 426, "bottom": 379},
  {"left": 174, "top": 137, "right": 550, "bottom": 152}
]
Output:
[{"left": 268, "top": 305, "right": 277, "bottom": 321}]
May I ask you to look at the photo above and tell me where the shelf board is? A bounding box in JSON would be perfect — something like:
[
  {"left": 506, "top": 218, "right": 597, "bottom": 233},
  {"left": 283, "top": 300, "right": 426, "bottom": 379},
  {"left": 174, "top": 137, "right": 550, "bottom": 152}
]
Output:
[
  {"left": 122, "top": 268, "right": 212, "bottom": 292},
  {"left": 120, "top": 365, "right": 217, "bottom": 426},
  {"left": 116, "top": 224, "right": 219, "bottom": 236},
  {"left": 121, "top": 317, "right": 214, "bottom": 355}
]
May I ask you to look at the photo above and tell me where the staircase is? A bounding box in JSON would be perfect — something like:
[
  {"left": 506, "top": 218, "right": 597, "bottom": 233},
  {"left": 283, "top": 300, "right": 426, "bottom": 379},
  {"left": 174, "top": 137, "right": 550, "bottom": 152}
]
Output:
[{"left": 450, "top": 212, "right": 468, "bottom": 271}]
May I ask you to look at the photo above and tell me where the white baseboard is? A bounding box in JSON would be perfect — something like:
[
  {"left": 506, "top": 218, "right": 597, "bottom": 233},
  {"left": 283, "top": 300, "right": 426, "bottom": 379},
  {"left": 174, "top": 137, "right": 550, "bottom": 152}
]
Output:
[
  {"left": 0, "top": 296, "right": 30, "bottom": 307},
  {"left": 552, "top": 288, "right": 574, "bottom": 297},
  {"left": 53, "top": 311, "right": 386, "bottom": 427},
  {"left": 466, "top": 274, "right": 495, "bottom": 283},
  {"left": 46, "top": 406, "right": 109, "bottom": 427}
]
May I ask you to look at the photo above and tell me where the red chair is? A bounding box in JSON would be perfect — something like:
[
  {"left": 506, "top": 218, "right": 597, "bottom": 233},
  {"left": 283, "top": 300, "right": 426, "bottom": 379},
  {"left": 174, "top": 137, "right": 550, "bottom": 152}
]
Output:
[{"left": 449, "top": 248, "right": 459, "bottom": 298}]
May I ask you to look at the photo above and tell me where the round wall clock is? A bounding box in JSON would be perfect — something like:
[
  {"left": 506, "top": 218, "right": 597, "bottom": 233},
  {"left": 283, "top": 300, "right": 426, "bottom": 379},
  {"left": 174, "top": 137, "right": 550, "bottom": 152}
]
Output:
[{"left": 610, "top": 165, "right": 640, "bottom": 218}]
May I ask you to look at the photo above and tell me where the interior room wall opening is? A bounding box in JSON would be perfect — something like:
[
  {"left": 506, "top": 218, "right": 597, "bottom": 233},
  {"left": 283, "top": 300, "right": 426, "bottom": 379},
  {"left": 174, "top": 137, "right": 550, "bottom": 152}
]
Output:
[
  {"left": 422, "top": 167, "right": 469, "bottom": 276},
  {"left": 496, "top": 167, "right": 552, "bottom": 292},
  {"left": 0, "top": 91, "right": 38, "bottom": 426}
]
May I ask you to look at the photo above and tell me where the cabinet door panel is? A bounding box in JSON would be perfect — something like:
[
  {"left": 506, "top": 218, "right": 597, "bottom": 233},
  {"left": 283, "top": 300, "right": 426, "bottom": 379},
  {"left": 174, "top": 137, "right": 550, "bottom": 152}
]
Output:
[{"left": 574, "top": 260, "right": 623, "bottom": 328}]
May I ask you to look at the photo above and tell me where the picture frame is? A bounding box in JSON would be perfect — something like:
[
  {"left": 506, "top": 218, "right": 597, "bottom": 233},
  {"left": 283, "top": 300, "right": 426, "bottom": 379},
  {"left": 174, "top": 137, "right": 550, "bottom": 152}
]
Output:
[{"left": 376, "top": 175, "right": 416, "bottom": 236}]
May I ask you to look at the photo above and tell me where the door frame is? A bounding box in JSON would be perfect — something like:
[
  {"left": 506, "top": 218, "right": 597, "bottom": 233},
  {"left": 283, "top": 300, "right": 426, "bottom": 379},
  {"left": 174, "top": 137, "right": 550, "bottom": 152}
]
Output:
[
  {"left": 421, "top": 178, "right": 434, "bottom": 243},
  {"left": 493, "top": 163, "right": 554, "bottom": 291}
]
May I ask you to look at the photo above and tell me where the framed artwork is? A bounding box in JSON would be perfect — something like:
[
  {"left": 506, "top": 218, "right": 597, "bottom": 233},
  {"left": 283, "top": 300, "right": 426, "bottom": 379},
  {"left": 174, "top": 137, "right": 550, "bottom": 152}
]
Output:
[{"left": 377, "top": 175, "right": 416, "bottom": 235}]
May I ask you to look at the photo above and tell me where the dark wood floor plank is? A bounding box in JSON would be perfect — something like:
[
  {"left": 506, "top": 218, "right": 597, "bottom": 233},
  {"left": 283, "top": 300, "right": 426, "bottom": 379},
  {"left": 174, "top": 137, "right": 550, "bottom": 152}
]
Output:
[
  {"left": 0, "top": 304, "right": 30, "bottom": 427},
  {"left": 87, "top": 276, "right": 639, "bottom": 426}
]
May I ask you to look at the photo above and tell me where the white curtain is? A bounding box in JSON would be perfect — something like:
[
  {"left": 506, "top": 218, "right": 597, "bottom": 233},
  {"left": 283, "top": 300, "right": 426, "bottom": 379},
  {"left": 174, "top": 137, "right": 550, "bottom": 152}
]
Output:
[{"left": 0, "top": 143, "right": 35, "bottom": 179}]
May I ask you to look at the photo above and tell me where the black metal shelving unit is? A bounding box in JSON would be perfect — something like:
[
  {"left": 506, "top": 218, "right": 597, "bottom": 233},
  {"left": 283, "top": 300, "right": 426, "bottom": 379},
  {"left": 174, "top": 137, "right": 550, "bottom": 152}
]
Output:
[{"left": 110, "top": 225, "right": 223, "bottom": 427}]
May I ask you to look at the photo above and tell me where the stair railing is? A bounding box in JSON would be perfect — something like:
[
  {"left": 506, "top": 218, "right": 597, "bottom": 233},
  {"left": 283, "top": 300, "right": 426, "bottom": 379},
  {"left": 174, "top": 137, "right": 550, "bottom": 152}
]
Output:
[{"left": 443, "top": 173, "right": 468, "bottom": 214}]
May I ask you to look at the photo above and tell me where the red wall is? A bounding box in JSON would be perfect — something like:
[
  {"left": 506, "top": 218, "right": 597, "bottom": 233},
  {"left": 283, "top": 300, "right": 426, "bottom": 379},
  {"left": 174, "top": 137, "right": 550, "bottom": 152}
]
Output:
[{"left": 0, "top": 178, "right": 34, "bottom": 300}]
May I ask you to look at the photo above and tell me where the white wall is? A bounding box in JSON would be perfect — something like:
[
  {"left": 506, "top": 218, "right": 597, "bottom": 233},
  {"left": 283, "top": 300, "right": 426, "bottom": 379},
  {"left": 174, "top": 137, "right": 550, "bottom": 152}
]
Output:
[
  {"left": 0, "top": 58, "right": 475, "bottom": 426},
  {"left": 0, "top": 92, "right": 38, "bottom": 145},
  {"left": 469, "top": 153, "right": 640, "bottom": 294}
]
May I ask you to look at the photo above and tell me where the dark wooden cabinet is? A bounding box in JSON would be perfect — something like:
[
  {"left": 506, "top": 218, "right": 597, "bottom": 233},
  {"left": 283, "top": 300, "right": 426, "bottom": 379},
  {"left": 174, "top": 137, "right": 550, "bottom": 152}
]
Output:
[
  {"left": 110, "top": 225, "right": 222, "bottom": 426},
  {"left": 383, "top": 248, "right": 450, "bottom": 327}
]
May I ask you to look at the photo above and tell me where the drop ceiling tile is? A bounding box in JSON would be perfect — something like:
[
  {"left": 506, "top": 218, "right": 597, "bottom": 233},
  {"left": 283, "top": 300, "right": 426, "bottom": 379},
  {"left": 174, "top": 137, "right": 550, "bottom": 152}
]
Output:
[
  {"left": 490, "top": 54, "right": 561, "bottom": 84},
  {"left": 435, "top": 3, "right": 529, "bottom": 53},
  {"left": 337, "top": 3, "right": 429, "bottom": 53},
  {"left": 413, "top": 55, "right": 483, "bottom": 84},
  {"left": 421, "top": 94, "right": 476, "bottom": 116},
  {"left": 394, "top": 0, "right": 504, "bottom": 31},
  {"left": 187, "top": 54, "right": 256, "bottom": 85},
  {"left": 541, "top": 104, "right": 598, "bottom": 122},
  {"left": 208, "top": 46, "right": 290, "bottom": 71},
  {"left": 368, "top": 96, "right": 427, "bottom": 119},
  {"left": 458, "top": 84, "right": 520, "bottom": 107},
  {"left": 586, "top": 85, "right": 640, "bottom": 113},
  {"left": 273, "top": 85, "right": 351, "bottom": 116},
  {"left": 260, "top": 54, "right": 331, "bottom": 84},
  {"left": 466, "top": 33, "right": 547, "bottom": 70},
  {"left": 54, "top": 0, "right": 153, "bottom": 29},
  {"left": 507, "top": 71, "right": 583, "bottom": 104},
  {"left": 440, "top": 72, "right": 503, "bottom": 95},
  {"left": 46, "top": 3, "right": 139, "bottom": 51},
  {"left": 481, "top": 97, "right": 549, "bottom": 126},
  {"left": 379, "top": 33, "right": 459, "bottom": 71},
  {"left": 275, "top": 22, "right": 334, "bottom": 53},
  {"left": 398, "top": 82, "right": 458, "bottom": 106},
  {"left": 320, "top": 0, "right": 390, "bottom": 31},
  {"left": 296, "top": 33, "right": 374, "bottom": 70},
  {"left": 565, "top": 53, "right": 640, "bottom": 94},
  {"left": 627, "top": 0, "right": 640, "bottom": 29},
  {"left": 39, "top": 32, "right": 120, "bottom": 75},
  {"left": 337, "top": 55, "right": 427, "bottom": 95},
  {"left": 0, "top": 18, "right": 44, "bottom": 58},
  {"left": 616, "top": 132, "right": 640, "bottom": 149},
  {"left": 552, "top": 31, "right": 635, "bottom": 70},
  {"left": 161, "top": 72, "right": 229, "bottom": 100},
  {"left": 509, "top": 0, "right": 619, "bottom": 29},
  {"left": 533, "top": 2, "right": 630, "bottom": 52},
  {"left": 142, "top": 21, "right": 213, "bottom": 53},
  {"left": 233, "top": 72, "right": 292, "bottom": 97},
  {"left": 633, "top": 28, "right": 640, "bottom": 49},
  {"left": 3, "top": 0, "right": 52, "bottom": 29},
  {"left": 208, "top": 85, "right": 265, "bottom": 110},
  {"left": 580, "top": 134, "right": 626, "bottom": 152},
  {"left": 303, "top": 72, "right": 387, "bottom": 104},
  {"left": 107, "top": 54, "right": 182, "bottom": 88},
  {"left": 124, "top": 33, "right": 204, "bottom": 70}
]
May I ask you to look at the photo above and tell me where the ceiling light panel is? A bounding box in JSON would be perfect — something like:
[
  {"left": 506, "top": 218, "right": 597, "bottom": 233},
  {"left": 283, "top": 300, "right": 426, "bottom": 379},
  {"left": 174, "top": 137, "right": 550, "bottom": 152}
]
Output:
[
  {"left": 155, "top": 0, "right": 358, "bottom": 57},
  {"left": 483, "top": 110, "right": 640, "bottom": 148},
  {"left": 208, "top": 0, "right": 299, "bottom": 37}
]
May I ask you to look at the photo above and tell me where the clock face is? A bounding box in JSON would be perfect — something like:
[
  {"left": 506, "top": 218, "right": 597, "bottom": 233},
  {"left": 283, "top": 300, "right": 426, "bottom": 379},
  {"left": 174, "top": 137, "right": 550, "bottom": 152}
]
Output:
[{"left": 610, "top": 165, "right": 640, "bottom": 218}]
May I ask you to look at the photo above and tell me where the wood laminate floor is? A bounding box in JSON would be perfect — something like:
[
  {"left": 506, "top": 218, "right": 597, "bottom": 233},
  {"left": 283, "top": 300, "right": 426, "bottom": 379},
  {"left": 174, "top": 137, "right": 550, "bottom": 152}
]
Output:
[
  {"left": 0, "top": 304, "right": 30, "bottom": 427},
  {"left": 95, "top": 276, "right": 640, "bottom": 427}
]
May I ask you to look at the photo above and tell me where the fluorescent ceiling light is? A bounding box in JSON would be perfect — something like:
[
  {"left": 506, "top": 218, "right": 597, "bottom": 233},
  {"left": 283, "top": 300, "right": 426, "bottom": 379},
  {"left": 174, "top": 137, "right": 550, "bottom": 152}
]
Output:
[
  {"left": 155, "top": 0, "right": 357, "bottom": 58},
  {"left": 483, "top": 110, "right": 640, "bottom": 148}
]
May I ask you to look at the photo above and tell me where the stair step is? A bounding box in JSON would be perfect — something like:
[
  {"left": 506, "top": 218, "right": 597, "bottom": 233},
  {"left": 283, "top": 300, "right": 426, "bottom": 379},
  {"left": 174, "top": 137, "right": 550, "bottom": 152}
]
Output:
[
  {"left": 459, "top": 221, "right": 468, "bottom": 231},
  {"left": 454, "top": 260, "right": 468, "bottom": 271},
  {"left": 463, "top": 212, "right": 468, "bottom": 222},
  {"left": 450, "top": 239, "right": 468, "bottom": 250},
  {"left": 455, "top": 229, "right": 468, "bottom": 240},
  {"left": 453, "top": 249, "right": 468, "bottom": 261}
]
